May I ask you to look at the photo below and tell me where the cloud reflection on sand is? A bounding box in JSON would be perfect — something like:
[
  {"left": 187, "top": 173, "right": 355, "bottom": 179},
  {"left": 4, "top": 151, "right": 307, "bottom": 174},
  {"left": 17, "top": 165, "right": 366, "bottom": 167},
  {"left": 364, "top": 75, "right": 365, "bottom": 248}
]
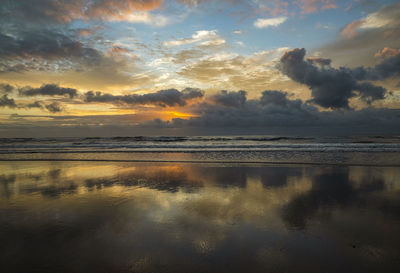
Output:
[{"left": 0, "top": 162, "right": 399, "bottom": 273}]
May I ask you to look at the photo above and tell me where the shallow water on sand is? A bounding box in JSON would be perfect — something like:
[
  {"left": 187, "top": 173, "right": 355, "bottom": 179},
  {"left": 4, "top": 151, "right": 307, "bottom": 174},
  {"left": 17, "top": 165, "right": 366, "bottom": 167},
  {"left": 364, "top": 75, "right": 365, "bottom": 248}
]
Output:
[{"left": 1, "top": 161, "right": 400, "bottom": 273}]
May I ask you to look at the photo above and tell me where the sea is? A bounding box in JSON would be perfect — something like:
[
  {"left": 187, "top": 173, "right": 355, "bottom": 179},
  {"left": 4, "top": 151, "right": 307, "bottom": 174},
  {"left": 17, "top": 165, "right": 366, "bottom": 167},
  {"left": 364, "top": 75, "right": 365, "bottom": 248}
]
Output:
[{"left": 1, "top": 135, "right": 400, "bottom": 165}]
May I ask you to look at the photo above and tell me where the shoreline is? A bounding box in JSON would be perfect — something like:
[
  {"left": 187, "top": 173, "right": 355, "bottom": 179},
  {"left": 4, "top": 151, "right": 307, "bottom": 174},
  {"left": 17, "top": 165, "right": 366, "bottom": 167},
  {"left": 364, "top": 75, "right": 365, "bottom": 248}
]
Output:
[{"left": 1, "top": 158, "right": 400, "bottom": 167}]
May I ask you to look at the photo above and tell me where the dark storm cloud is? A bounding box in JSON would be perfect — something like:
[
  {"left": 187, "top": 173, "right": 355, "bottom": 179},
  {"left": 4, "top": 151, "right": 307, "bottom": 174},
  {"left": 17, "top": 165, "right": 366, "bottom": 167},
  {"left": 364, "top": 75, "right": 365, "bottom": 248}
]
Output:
[
  {"left": 45, "top": 102, "right": 63, "bottom": 113},
  {"left": 1, "top": 83, "right": 400, "bottom": 134},
  {"left": 0, "top": 85, "right": 67, "bottom": 112},
  {"left": 18, "top": 100, "right": 65, "bottom": 113},
  {"left": 180, "top": 88, "right": 205, "bottom": 100},
  {"left": 3, "top": 82, "right": 203, "bottom": 108},
  {"left": 279, "top": 48, "right": 390, "bottom": 109},
  {"left": 143, "top": 89, "right": 400, "bottom": 131},
  {"left": 0, "top": 30, "right": 102, "bottom": 70},
  {"left": 0, "top": 0, "right": 82, "bottom": 24},
  {"left": 212, "top": 90, "right": 246, "bottom": 107},
  {"left": 0, "top": 28, "right": 138, "bottom": 84},
  {"left": 21, "top": 84, "right": 78, "bottom": 98},
  {"left": 4, "top": 102, "right": 400, "bottom": 136},
  {"left": 0, "top": 95, "right": 16, "bottom": 108},
  {"left": 306, "top": 57, "right": 331, "bottom": 66},
  {"left": 355, "top": 82, "right": 386, "bottom": 103},
  {"left": 371, "top": 53, "right": 400, "bottom": 79},
  {"left": 0, "top": 83, "right": 14, "bottom": 93},
  {"left": 191, "top": 91, "right": 315, "bottom": 127},
  {"left": 260, "top": 90, "right": 300, "bottom": 108},
  {"left": 346, "top": 53, "right": 400, "bottom": 81},
  {"left": 144, "top": 89, "right": 316, "bottom": 128},
  {"left": 26, "top": 101, "right": 43, "bottom": 109},
  {"left": 85, "top": 88, "right": 204, "bottom": 107}
]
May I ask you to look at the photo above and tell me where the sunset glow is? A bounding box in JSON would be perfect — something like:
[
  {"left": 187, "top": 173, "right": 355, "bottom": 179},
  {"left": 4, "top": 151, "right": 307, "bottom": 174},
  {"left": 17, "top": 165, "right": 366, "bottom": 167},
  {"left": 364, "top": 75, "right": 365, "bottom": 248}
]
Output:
[{"left": 0, "top": 0, "right": 399, "bottom": 136}]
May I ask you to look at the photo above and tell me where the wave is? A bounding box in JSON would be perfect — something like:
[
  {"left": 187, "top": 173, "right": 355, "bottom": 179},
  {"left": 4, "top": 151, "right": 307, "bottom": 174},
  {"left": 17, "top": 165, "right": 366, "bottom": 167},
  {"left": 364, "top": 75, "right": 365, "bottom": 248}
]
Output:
[
  {"left": 0, "top": 136, "right": 314, "bottom": 143},
  {"left": 1, "top": 137, "right": 399, "bottom": 166},
  {"left": 1, "top": 136, "right": 400, "bottom": 155},
  {"left": 1, "top": 135, "right": 399, "bottom": 144},
  {"left": 1, "top": 145, "right": 400, "bottom": 153},
  {"left": 0, "top": 158, "right": 398, "bottom": 167}
]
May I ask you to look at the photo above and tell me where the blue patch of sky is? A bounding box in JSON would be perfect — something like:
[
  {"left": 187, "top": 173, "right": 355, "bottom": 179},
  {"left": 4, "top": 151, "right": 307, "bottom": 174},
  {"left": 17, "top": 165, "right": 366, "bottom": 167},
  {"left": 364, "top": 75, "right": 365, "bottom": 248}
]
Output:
[{"left": 70, "top": 0, "right": 398, "bottom": 62}]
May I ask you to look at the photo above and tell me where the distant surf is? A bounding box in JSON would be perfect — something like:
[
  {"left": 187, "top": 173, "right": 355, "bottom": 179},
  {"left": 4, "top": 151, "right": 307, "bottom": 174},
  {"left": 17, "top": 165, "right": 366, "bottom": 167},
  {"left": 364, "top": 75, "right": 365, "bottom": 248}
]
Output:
[{"left": 1, "top": 135, "right": 400, "bottom": 166}]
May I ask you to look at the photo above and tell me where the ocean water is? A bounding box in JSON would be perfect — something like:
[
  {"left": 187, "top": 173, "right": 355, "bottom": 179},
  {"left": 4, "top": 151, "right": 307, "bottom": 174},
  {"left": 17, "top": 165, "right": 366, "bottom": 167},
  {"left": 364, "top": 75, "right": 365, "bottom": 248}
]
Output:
[
  {"left": 0, "top": 161, "right": 400, "bottom": 273},
  {"left": 1, "top": 135, "right": 400, "bottom": 165}
]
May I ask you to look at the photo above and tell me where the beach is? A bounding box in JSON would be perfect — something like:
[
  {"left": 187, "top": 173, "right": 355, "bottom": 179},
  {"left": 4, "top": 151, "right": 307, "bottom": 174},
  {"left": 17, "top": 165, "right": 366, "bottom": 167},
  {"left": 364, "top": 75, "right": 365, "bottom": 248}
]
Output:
[{"left": 1, "top": 147, "right": 400, "bottom": 272}]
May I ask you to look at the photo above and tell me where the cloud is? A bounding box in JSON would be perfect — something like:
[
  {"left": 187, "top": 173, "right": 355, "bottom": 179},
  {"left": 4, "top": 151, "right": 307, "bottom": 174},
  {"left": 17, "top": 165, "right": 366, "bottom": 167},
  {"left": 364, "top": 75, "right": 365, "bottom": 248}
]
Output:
[
  {"left": 107, "top": 46, "right": 133, "bottom": 55},
  {"left": 369, "top": 53, "right": 400, "bottom": 79},
  {"left": 0, "top": 30, "right": 103, "bottom": 72},
  {"left": 320, "top": 3, "right": 400, "bottom": 66},
  {"left": 25, "top": 101, "right": 43, "bottom": 109},
  {"left": 163, "top": 30, "right": 225, "bottom": 47},
  {"left": 2, "top": 88, "right": 400, "bottom": 135},
  {"left": 212, "top": 90, "right": 247, "bottom": 107},
  {"left": 178, "top": 0, "right": 337, "bottom": 17},
  {"left": 25, "top": 101, "right": 64, "bottom": 113},
  {"left": 375, "top": 48, "right": 400, "bottom": 59},
  {"left": 260, "top": 90, "right": 293, "bottom": 107},
  {"left": 85, "top": 88, "right": 204, "bottom": 107},
  {"left": 111, "top": 11, "right": 170, "bottom": 26},
  {"left": 74, "top": 28, "right": 97, "bottom": 37},
  {"left": 177, "top": 0, "right": 242, "bottom": 7},
  {"left": 21, "top": 84, "right": 79, "bottom": 98},
  {"left": 0, "top": 28, "right": 143, "bottom": 88},
  {"left": 3, "top": 83, "right": 204, "bottom": 111},
  {"left": 0, "top": 83, "right": 69, "bottom": 113},
  {"left": 0, "top": 94, "right": 16, "bottom": 108},
  {"left": 358, "top": 7, "right": 396, "bottom": 29},
  {"left": 176, "top": 0, "right": 206, "bottom": 5},
  {"left": 45, "top": 102, "right": 63, "bottom": 113},
  {"left": 358, "top": 3, "right": 400, "bottom": 31},
  {"left": 177, "top": 47, "right": 292, "bottom": 93},
  {"left": 171, "top": 49, "right": 204, "bottom": 64},
  {"left": 279, "top": 48, "right": 391, "bottom": 109},
  {"left": 142, "top": 89, "right": 400, "bottom": 132},
  {"left": 355, "top": 82, "right": 387, "bottom": 104},
  {"left": 306, "top": 57, "right": 331, "bottom": 66},
  {"left": 297, "top": 0, "right": 337, "bottom": 14},
  {"left": 339, "top": 19, "right": 366, "bottom": 39},
  {"left": 183, "top": 89, "right": 315, "bottom": 127},
  {"left": 238, "top": 0, "right": 337, "bottom": 17},
  {"left": 84, "top": 0, "right": 164, "bottom": 22},
  {"left": 0, "top": 0, "right": 164, "bottom": 24},
  {"left": 0, "top": 83, "right": 14, "bottom": 93},
  {"left": 254, "top": 16, "right": 287, "bottom": 28}
]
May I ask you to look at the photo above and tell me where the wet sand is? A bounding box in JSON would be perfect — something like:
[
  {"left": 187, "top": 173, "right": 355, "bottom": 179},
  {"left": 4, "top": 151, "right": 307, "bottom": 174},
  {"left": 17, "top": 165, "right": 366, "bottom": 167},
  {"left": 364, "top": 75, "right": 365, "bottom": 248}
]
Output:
[{"left": 1, "top": 161, "right": 400, "bottom": 273}]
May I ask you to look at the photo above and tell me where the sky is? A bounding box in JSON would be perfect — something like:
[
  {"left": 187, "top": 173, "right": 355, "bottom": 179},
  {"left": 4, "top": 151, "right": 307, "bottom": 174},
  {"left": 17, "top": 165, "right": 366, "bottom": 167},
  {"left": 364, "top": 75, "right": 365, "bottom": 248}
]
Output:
[{"left": 0, "top": 0, "right": 399, "bottom": 137}]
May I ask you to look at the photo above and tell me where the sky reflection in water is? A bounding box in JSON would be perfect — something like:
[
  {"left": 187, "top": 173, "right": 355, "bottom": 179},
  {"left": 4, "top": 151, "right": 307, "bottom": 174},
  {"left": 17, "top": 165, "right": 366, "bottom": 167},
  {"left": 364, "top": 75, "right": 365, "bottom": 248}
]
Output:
[{"left": 1, "top": 162, "right": 400, "bottom": 273}]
